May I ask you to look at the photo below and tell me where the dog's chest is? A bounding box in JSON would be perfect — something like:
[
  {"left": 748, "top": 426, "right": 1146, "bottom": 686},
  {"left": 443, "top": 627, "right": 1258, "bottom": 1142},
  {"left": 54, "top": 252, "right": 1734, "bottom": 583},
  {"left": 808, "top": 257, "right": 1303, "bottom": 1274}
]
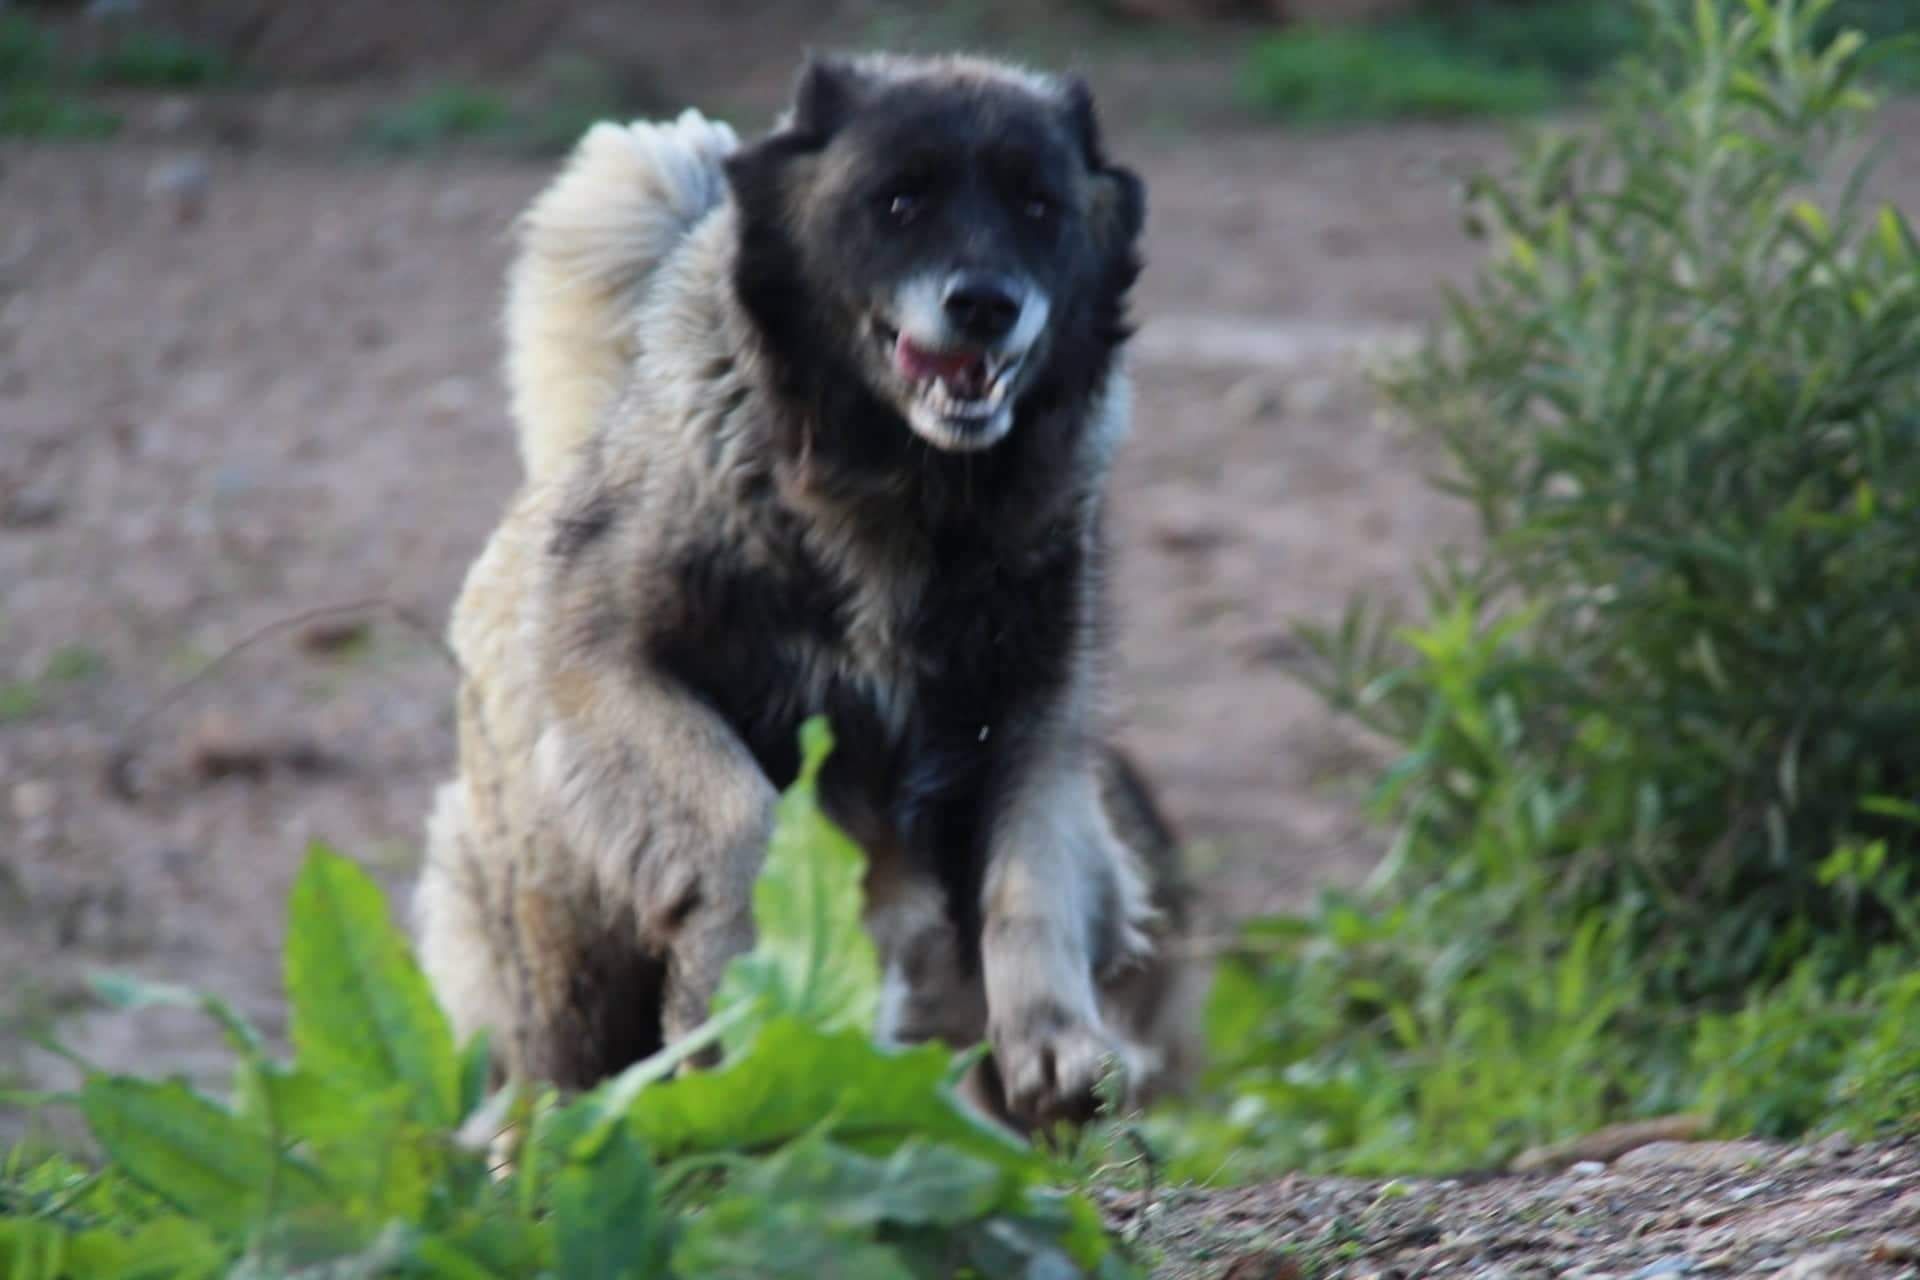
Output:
[{"left": 653, "top": 509, "right": 1080, "bottom": 823}]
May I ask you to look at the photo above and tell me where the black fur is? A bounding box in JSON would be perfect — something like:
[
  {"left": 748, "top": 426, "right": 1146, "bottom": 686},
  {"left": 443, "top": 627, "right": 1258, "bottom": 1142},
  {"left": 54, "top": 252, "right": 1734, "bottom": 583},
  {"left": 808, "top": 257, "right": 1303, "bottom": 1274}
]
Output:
[{"left": 662, "top": 58, "right": 1145, "bottom": 967}]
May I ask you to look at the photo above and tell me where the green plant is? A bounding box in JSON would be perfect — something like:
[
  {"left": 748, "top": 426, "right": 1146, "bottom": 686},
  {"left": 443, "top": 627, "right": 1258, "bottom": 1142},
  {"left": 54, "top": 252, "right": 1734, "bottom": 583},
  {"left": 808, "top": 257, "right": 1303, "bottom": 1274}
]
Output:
[
  {"left": 1241, "top": 0, "right": 1920, "bottom": 125},
  {"left": 512, "top": 58, "right": 639, "bottom": 158},
  {"left": 362, "top": 83, "right": 517, "bottom": 153},
  {"left": 0, "top": 15, "right": 119, "bottom": 139},
  {"left": 1157, "top": 0, "right": 1920, "bottom": 1180},
  {"left": 362, "top": 65, "right": 663, "bottom": 158},
  {"left": 1363, "top": 0, "right": 1920, "bottom": 999},
  {"left": 1241, "top": 27, "right": 1556, "bottom": 122},
  {"left": 0, "top": 682, "right": 42, "bottom": 723},
  {"left": 84, "top": 32, "right": 234, "bottom": 88},
  {"left": 40, "top": 647, "right": 106, "bottom": 685},
  {"left": 0, "top": 13, "right": 59, "bottom": 84},
  {"left": 0, "top": 720, "right": 1136, "bottom": 1277},
  {"left": 1410, "top": 1, "right": 1652, "bottom": 81}
]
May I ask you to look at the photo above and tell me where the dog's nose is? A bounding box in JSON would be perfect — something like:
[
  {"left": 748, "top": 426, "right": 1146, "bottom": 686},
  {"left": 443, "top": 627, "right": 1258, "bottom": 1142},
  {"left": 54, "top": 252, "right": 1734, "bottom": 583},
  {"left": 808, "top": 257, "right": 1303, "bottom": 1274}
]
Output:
[{"left": 943, "top": 275, "right": 1022, "bottom": 343}]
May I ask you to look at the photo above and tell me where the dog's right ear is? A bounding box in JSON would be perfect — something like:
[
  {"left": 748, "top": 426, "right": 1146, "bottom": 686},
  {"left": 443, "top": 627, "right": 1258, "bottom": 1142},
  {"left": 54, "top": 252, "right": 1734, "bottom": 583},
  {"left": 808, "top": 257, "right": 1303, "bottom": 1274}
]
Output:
[
  {"left": 788, "top": 53, "right": 869, "bottom": 139},
  {"left": 724, "top": 54, "right": 866, "bottom": 212}
]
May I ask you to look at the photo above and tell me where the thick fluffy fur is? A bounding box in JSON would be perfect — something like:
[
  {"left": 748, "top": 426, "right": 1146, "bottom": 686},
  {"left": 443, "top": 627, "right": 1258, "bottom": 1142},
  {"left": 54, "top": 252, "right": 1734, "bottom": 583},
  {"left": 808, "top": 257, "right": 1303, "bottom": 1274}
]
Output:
[{"left": 414, "top": 52, "right": 1201, "bottom": 1131}]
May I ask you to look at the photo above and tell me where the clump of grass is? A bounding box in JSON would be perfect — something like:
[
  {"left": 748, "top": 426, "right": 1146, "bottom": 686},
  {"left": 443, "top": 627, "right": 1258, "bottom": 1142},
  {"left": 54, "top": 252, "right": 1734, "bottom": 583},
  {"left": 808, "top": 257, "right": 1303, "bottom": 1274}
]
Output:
[
  {"left": 1242, "top": 27, "right": 1556, "bottom": 123},
  {"left": 363, "top": 61, "right": 662, "bottom": 158},
  {"left": 0, "top": 681, "right": 43, "bottom": 724},
  {"left": 0, "top": 83, "right": 118, "bottom": 138},
  {"left": 0, "top": 12, "right": 59, "bottom": 84},
  {"left": 84, "top": 30, "right": 235, "bottom": 88},
  {"left": 41, "top": 644, "right": 106, "bottom": 684},
  {"left": 0, "top": 646, "right": 111, "bottom": 723},
  {"left": 362, "top": 82, "right": 517, "bottom": 153},
  {"left": 1242, "top": 0, "right": 1920, "bottom": 125},
  {"left": 1413, "top": 0, "right": 1650, "bottom": 81},
  {"left": 512, "top": 56, "right": 637, "bottom": 156},
  {"left": 0, "top": 13, "right": 119, "bottom": 139}
]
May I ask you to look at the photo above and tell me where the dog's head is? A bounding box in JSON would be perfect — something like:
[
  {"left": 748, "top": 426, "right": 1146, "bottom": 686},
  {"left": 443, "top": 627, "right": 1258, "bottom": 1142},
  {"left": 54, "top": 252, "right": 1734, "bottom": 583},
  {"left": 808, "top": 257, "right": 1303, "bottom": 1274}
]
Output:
[{"left": 726, "top": 53, "right": 1144, "bottom": 455}]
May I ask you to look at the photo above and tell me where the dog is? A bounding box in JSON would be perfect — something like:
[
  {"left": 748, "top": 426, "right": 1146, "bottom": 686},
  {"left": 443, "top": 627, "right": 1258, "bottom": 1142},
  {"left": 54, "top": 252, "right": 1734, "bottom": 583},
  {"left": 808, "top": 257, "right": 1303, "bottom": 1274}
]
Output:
[{"left": 412, "top": 51, "right": 1201, "bottom": 1133}]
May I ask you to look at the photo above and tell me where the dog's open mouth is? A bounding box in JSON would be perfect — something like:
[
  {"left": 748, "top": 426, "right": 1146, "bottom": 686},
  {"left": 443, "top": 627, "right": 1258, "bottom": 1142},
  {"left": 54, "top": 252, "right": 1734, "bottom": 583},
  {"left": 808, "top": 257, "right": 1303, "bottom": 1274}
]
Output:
[{"left": 883, "top": 326, "right": 1020, "bottom": 427}]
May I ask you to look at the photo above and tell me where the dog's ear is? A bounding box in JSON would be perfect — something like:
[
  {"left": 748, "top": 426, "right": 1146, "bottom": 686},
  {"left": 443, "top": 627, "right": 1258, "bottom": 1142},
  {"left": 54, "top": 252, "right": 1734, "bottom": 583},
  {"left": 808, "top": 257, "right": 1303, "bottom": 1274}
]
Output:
[
  {"left": 1060, "top": 75, "right": 1146, "bottom": 254},
  {"left": 789, "top": 53, "right": 869, "bottom": 139},
  {"left": 725, "top": 53, "right": 870, "bottom": 215}
]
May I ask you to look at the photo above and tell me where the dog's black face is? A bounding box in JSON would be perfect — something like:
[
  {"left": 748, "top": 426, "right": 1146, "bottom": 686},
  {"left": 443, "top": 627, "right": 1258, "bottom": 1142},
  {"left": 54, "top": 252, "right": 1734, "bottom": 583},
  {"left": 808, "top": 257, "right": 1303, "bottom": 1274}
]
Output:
[{"left": 728, "top": 55, "right": 1144, "bottom": 459}]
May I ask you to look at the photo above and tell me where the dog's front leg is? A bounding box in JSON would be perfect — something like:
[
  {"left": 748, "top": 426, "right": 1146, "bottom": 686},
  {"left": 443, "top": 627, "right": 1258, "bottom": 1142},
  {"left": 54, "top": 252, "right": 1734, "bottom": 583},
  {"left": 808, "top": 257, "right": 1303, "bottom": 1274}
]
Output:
[
  {"left": 535, "top": 660, "right": 777, "bottom": 1048},
  {"left": 980, "top": 746, "right": 1157, "bottom": 1131}
]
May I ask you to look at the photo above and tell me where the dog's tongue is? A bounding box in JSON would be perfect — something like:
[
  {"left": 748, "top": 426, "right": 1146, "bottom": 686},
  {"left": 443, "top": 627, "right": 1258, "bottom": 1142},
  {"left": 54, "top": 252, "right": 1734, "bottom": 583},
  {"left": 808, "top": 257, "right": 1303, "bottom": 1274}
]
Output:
[{"left": 895, "top": 335, "right": 989, "bottom": 397}]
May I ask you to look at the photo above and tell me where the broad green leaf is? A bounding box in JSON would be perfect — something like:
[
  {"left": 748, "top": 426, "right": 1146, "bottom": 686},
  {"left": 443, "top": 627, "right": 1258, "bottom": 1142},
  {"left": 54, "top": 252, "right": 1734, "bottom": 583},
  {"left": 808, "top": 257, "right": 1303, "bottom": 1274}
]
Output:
[
  {"left": 64, "top": 1217, "right": 226, "bottom": 1280},
  {"left": 569, "top": 1004, "right": 748, "bottom": 1159},
  {"left": 551, "top": 1123, "right": 668, "bottom": 1280},
  {"left": 232, "top": 1063, "right": 371, "bottom": 1147},
  {"left": 427, "top": 1212, "right": 553, "bottom": 1278},
  {"left": 285, "top": 843, "right": 459, "bottom": 1128},
  {"left": 0, "top": 1219, "right": 66, "bottom": 1280},
  {"left": 958, "top": 1217, "right": 1098, "bottom": 1280},
  {"left": 250, "top": 1073, "right": 436, "bottom": 1220},
  {"left": 711, "top": 717, "right": 880, "bottom": 1054},
  {"left": 628, "top": 1019, "right": 1029, "bottom": 1170},
  {"left": 79, "top": 1077, "right": 329, "bottom": 1237},
  {"left": 740, "top": 1136, "right": 1008, "bottom": 1231},
  {"left": 670, "top": 1196, "right": 913, "bottom": 1280},
  {"left": 410, "top": 1233, "right": 518, "bottom": 1280}
]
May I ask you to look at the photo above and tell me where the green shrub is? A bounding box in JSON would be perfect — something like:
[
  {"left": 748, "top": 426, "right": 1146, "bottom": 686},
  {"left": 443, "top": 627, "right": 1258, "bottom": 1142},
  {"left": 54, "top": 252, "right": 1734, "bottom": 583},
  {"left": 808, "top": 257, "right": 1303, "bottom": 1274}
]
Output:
[
  {"left": 1365, "top": 0, "right": 1920, "bottom": 1000},
  {"left": 1157, "top": 0, "right": 1920, "bottom": 1179},
  {"left": 0, "top": 721, "right": 1137, "bottom": 1277}
]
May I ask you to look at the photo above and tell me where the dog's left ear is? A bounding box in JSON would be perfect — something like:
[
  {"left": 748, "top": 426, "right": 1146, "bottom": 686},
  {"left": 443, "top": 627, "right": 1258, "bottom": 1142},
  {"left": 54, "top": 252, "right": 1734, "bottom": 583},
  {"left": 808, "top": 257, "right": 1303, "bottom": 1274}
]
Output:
[{"left": 1060, "top": 76, "right": 1145, "bottom": 251}]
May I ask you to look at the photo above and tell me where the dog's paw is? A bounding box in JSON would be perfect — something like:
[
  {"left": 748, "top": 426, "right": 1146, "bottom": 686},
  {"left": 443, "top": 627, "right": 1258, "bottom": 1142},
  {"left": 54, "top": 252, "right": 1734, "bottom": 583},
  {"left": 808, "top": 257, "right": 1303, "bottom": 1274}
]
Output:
[{"left": 991, "top": 1004, "right": 1135, "bottom": 1132}]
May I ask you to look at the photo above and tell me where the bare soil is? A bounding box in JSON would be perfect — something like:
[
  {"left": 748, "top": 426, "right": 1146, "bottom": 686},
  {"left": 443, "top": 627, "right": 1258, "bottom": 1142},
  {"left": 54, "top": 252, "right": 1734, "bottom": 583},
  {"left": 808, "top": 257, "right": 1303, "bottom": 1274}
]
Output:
[{"left": 6, "top": 11, "right": 1920, "bottom": 1274}]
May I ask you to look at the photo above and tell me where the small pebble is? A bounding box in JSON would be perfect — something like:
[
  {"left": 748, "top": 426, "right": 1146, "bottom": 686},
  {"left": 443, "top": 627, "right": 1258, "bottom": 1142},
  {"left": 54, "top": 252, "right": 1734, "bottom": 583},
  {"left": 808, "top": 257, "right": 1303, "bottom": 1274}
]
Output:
[
  {"left": 1774, "top": 1248, "right": 1864, "bottom": 1280},
  {"left": 1813, "top": 1131, "right": 1855, "bottom": 1159},
  {"left": 146, "top": 155, "right": 211, "bottom": 224},
  {"left": 12, "top": 780, "right": 56, "bottom": 822}
]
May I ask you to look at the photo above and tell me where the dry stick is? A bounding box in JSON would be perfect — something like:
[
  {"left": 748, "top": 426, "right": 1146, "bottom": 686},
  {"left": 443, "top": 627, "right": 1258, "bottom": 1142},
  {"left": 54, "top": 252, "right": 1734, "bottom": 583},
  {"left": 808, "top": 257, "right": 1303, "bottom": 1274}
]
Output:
[{"left": 103, "top": 596, "right": 463, "bottom": 800}]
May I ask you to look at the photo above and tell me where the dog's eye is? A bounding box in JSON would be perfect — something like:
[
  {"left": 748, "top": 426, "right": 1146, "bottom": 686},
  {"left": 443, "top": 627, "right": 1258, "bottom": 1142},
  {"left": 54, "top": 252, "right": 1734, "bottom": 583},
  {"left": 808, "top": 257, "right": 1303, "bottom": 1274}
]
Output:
[
  {"left": 1022, "top": 193, "right": 1057, "bottom": 222},
  {"left": 885, "top": 190, "right": 925, "bottom": 223}
]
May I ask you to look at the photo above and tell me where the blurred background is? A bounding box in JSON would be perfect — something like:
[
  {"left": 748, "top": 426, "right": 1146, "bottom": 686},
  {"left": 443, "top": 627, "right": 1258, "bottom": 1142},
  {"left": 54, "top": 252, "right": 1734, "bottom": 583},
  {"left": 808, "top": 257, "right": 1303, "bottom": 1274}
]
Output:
[{"left": 5, "top": 0, "right": 1920, "bottom": 1129}]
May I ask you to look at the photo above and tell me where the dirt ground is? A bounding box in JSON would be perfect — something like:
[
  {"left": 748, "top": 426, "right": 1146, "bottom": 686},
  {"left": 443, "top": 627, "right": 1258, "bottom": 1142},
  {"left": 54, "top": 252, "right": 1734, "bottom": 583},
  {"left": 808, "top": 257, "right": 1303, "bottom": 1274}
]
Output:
[
  {"left": 6, "top": 9, "right": 1920, "bottom": 1274},
  {"left": 1127, "top": 1134, "right": 1920, "bottom": 1278}
]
